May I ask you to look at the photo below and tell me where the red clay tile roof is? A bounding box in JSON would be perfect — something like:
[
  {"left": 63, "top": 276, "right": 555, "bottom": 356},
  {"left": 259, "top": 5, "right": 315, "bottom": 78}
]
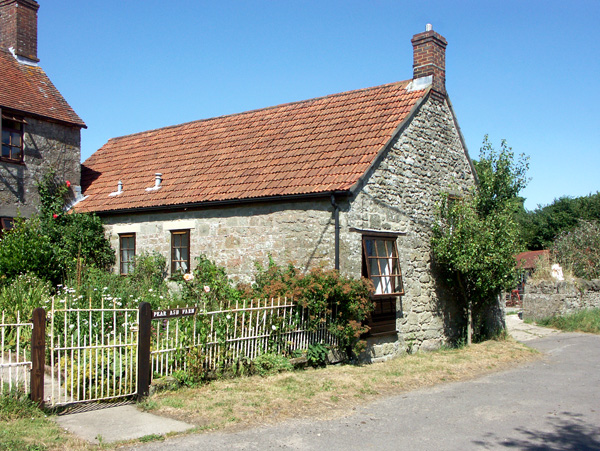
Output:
[
  {"left": 515, "top": 250, "right": 550, "bottom": 269},
  {"left": 0, "top": 48, "right": 85, "bottom": 127},
  {"left": 77, "top": 80, "right": 428, "bottom": 213}
]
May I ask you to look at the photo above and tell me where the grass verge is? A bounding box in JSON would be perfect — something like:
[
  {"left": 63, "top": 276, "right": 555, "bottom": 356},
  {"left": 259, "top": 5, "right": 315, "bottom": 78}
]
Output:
[
  {"left": 140, "top": 338, "right": 538, "bottom": 433},
  {"left": 535, "top": 308, "right": 600, "bottom": 334},
  {"left": 0, "top": 390, "right": 90, "bottom": 451}
]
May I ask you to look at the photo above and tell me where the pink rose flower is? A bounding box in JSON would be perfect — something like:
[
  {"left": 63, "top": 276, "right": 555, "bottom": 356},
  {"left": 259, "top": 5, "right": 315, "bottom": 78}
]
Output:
[{"left": 204, "top": 286, "right": 210, "bottom": 293}]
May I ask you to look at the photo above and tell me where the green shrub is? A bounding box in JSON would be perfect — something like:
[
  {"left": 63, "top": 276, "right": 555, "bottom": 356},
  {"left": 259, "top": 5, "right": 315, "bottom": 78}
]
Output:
[
  {"left": 0, "top": 171, "right": 115, "bottom": 286},
  {"left": 252, "top": 353, "right": 292, "bottom": 376},
  {"left": 178, "top": 255, "right": 241, "bottom": 309},
  {"left": 248, "top": 259, "right": 374, "bottom": 357},
  {"left": 306, "top": 342, "right": 329, "bottom": 367},
  {"left": 131, "top": 252, "right": 169, "bottom": 291}
]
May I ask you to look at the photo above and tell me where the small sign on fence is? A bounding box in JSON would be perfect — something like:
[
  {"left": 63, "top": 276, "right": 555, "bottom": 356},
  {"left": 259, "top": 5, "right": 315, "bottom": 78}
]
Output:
[{"left": 152, "top": 307, "right": 196, "bottom": 320}]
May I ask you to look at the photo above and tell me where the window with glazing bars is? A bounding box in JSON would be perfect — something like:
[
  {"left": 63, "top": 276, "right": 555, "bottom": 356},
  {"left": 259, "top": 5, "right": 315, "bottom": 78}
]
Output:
[
  {"left": 362, "top": 237, "right": 404, "bottom": 296},
  {"left": 119, "top": 233, "right": 135, "bottom": 275},
  {"left": 171, "top": 230, "right": 190, "bottom": 274},
  {"left": 1, "top": 118, "right": 24, "bottom": 162}
]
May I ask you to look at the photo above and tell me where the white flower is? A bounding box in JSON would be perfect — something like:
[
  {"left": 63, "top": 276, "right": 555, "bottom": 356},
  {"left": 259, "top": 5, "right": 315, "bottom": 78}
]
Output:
[
  {"left": 272, "top": 325, "right": 277, "bottom": 330},
  {"left": 103, "top": 287, "right": 108, "bottom": 291},
  {"left": 148, "top": 289, "right": 153, "bottom": 292},
  {"left": 183, "top": 273, "right": 194, "bottom": 282},
  {"left": 204, "top": 285, "right": 210, "bottom": 293}
]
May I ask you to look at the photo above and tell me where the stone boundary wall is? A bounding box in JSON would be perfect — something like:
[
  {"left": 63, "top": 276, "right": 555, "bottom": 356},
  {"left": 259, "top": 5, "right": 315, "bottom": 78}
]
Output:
[{"left": 523, "top": 279, "right": 600, "bottom": 321}]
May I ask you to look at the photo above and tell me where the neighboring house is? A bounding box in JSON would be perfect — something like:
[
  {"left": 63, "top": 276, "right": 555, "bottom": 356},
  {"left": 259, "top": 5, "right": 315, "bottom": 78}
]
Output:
[
  {"left": 76, "top": 26, "right": 477, "bottom": 359},
  {"left": 0, "top": 0, "right": 85, "bottom": 227}
]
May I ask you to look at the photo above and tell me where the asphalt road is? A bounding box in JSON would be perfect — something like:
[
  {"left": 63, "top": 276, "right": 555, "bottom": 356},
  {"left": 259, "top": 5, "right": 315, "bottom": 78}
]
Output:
[{"left": 127, "top": 332, "right": 600, "bottom": 450}]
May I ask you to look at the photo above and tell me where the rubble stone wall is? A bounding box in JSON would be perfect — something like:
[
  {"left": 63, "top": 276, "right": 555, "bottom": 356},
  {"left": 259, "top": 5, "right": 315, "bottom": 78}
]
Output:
[{"left": 523, "top": 279, "right": 600, "bottom": 321}]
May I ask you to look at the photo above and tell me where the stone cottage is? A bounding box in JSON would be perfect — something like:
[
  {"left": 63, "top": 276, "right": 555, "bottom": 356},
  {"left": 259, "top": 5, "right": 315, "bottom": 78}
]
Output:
[
  {"left": 0, "top": 0, "right": 85, "bottom": 227},
  {"left": 75, "top": 26, "right": 476, "bottom": 358}
]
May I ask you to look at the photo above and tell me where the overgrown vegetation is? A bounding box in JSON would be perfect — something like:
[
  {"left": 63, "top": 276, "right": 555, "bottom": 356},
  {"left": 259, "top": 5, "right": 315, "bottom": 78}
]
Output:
[
  {"left": 536, "top": 308, "right": 600, "bottom": 334},
  {"left": 432, "top": 136, "right": 528, "bottom": 344},
  {"left": 552, "top": 221, "right": 600, "bottom": 279}
]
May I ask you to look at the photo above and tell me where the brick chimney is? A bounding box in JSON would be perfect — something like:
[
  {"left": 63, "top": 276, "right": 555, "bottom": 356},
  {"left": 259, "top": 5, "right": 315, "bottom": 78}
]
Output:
[
  {"left": 411, "top": 24, "right": 447, "bottom": 99},
  {"left": 0, "top": 0, "right": 40, "bottom": 62}
]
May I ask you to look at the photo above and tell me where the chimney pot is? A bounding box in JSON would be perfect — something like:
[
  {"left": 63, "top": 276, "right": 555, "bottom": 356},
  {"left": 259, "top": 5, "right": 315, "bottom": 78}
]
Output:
[{"left": 154, "top": 173, "right": 162, "bottom": 188}]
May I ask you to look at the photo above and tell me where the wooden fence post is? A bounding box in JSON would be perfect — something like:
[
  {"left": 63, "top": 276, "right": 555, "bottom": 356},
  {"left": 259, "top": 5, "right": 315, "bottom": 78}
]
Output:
[
  {"left": 31, "top": 307, "right": 46, "bottom": 406},
  {"left": 137, "top": 302, "right": 152, "bottom": 400}
]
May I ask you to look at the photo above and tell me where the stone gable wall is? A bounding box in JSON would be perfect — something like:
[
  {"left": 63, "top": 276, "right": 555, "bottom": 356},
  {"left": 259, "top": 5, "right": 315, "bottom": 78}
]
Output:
[
  {"left": 345, "top": 95, "right": 475, "bottom": 360},
  {"left": 98, "top": 94, "right": 476, "bottom": 360},
  {"left": 523, "top": 279, "right": 600, "bottom": 321},
  {"left": 0, "top": 117, "right": 81, "bottom": 218}
]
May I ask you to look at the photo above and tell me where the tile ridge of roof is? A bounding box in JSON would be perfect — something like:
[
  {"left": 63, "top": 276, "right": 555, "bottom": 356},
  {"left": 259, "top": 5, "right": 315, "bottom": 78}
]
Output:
[{"left": 104, "top": 79, "right": 413, "bottom": 145}]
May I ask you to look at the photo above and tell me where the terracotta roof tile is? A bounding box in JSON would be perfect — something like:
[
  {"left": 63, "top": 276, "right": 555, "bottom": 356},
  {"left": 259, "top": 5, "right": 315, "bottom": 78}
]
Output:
[
  {"left": 76, "top": 80, "right": 427, "bottom": 213},
  {"left": 0, "top": 49, "right": 85, "bottom": 127}
]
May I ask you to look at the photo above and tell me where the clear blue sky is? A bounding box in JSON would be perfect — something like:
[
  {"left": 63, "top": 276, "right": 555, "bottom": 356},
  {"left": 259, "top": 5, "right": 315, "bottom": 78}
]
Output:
[{"left": 37, "top": 0, "right": 599, "bottom": 211}]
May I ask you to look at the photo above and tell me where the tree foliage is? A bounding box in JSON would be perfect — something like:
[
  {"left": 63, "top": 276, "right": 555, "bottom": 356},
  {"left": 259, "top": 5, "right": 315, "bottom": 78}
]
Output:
[
  {"left": 432, "top": 136, "right": 527, "bottom": 343},
  {"left": 519, "top": 192, "right": 600, "bottom": 250}
]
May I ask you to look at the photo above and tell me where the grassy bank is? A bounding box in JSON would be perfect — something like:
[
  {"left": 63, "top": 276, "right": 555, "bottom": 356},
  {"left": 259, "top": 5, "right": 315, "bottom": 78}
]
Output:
[
  {"left": 141, "top": 339, "right": 538, "bottom": 433},
  {"left": 0, "top": 338, "right": 537, "bottom": 450},
  {"left": 535, "top": 308, "right": 600, "bottom": 334}
]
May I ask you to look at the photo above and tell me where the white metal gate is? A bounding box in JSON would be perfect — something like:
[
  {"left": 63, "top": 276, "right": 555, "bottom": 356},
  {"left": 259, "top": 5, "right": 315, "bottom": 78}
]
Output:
[{"left": 48, "top": 300, "right": 138, "bottom": 407}]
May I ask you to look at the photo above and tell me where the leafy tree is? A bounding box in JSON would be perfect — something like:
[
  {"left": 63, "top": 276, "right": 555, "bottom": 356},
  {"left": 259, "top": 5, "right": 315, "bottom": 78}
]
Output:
[
  {"left": 432, "top": 137, "right": 527, "bottom": 344},
  {"left": 520, "top": 192, "right": 600, "bottom": 250}
]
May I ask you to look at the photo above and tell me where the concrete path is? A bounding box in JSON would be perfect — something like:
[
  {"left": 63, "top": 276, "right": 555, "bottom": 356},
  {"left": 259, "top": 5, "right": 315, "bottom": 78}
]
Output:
[
  {"left": 54, "top": 402, "right": 194, "bottom": 444},
  {"left": 505, "top": 308, "right": 562, "bottom": 342}
]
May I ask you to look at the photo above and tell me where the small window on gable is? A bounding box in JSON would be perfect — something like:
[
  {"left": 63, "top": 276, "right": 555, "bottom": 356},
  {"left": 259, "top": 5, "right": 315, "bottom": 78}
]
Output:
[
  {"left": 119, "top": 233, "right": 136, "bottom": 275},
  {"left": 171, "top": 230, "right": 190, "bottom": 275},
  {"left": 1, "top": 117, "right": 24, "bottom": 163}
]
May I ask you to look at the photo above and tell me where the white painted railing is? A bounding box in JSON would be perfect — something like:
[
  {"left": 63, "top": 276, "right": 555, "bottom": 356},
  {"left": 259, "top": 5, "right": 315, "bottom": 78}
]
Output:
[
  {"left": 0, "top": 311, "right": 32, "bottom": 395},
  {"left": 151, "top": 298, "right": 337, "bottom": 378}
]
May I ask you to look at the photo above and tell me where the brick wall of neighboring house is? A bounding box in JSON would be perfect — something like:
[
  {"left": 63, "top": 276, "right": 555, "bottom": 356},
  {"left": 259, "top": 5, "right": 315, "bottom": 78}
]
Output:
[
  {"left": 0, "top": 117, "right": 81, "bottom": 218},
  {"left": 99, "top": 95, "right": 475, "bottom": 360},
  {"left": 523, "top": 279, "right": 600, "bottom": 321}
]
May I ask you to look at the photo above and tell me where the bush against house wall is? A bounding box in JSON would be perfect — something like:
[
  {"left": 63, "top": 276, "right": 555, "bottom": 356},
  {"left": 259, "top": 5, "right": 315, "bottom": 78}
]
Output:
[{"left": 0, "top": 171, "right": 115, "bottom": 286}]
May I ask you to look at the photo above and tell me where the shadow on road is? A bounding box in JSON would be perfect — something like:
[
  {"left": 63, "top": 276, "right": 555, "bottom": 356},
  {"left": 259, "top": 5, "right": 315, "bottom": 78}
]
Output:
[{"left": 475, "top": 412, "right": 600, "bottom": 450}]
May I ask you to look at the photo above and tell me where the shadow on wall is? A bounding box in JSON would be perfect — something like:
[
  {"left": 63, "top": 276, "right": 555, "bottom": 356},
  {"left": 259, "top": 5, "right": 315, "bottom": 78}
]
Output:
[
  {"left": 0, "top": 163, "right": 25, "bottom": 203},
  {"left": 473, "top": 412, "right": 600, "bottom": 450},
  {"left": 431, "top": 257, "right": 466, "bottom": 346}
]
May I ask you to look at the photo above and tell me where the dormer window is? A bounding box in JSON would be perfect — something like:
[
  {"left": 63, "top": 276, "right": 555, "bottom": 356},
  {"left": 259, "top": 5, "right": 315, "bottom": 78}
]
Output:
[{"left": 1, "top": 117, "right": 24, "bottom": 163}]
